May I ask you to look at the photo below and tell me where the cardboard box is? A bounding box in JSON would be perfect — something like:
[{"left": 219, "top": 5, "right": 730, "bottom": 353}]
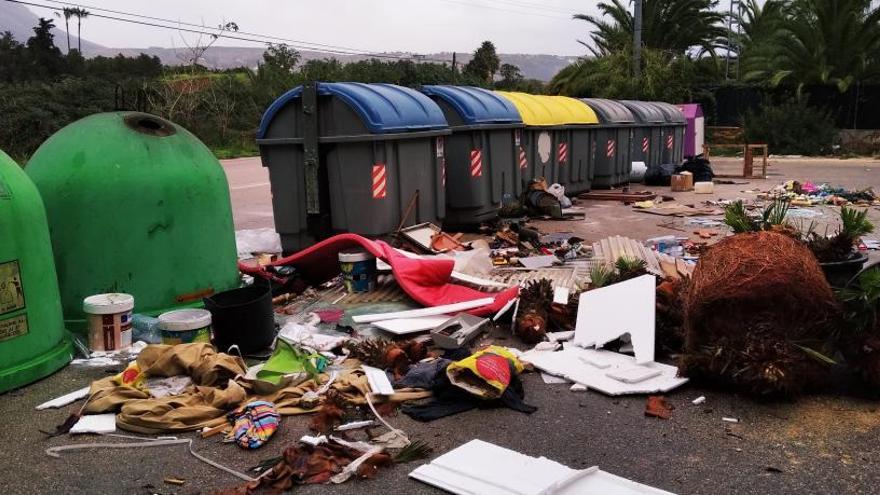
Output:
[{"left": 671, "top": 172, "right": 693, "bottom": 192}]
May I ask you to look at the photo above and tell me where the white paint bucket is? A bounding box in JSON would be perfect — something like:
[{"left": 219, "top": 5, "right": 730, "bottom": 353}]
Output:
[{"left": 83, "top": 293, "right": 134, "bottom": 351}]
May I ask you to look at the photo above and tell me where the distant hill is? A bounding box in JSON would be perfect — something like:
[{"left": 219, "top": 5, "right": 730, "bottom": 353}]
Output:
[
  {"left": 85, "top": 46, "right": 578, "bottom": 81},
  {"left": 2, "top": 2, "right": 577, "bottom": 81},
  {"left": 0, "top": 1, "right": 102, "bottom": 51}
]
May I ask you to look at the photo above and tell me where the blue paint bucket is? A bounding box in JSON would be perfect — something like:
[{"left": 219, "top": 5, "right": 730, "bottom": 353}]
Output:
[{"left": 339, "top": 249, "right": 377, "bottom": 293}]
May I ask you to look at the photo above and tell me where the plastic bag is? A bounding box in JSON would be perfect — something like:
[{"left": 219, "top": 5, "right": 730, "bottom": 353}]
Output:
[
  {"left": 446, "top": 346, "right": 524, "bottom": 399},
  {"left": 644, "top": 163, "right": 676, "bottom": 186}
]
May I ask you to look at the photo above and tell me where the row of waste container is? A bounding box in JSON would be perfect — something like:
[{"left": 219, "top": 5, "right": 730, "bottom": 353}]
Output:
[{"left": 256, "top": 82, "right": 687, "bottom": 253}]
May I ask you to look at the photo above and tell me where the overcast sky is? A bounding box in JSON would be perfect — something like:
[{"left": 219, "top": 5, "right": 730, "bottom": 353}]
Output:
[{"left": 25, "top": 0, "right": 599, "bottom": 56}]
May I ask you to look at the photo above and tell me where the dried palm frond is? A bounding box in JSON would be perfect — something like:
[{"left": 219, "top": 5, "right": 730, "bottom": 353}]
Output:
[
  {"left": 393, "top": 439, "right": 433, "bottom": 463},
  {"left": 344, "top": 338, "right": 392, "bottom": 368}
]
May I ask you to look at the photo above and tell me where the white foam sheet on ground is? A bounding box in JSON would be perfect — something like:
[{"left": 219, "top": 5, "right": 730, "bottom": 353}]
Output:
[
  {"left": 70, "top": 414, "right": 117, "bottom": 434},
  {"left": 573, "top": 275, "right": 656, "bottom": 364},
  {"left": 371, "top": 316, "right": 452, "bottom": 335},
  {"left": 409, "top": 439, "right": 675, "bottom": 495},
  {"left": 520, "top": 346, "right": 688, "bottom": 396},
  {"left": 35, "top": 386, "right": 90, "bottom": 410}
]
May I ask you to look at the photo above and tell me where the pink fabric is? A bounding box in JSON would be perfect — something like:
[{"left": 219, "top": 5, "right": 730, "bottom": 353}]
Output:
[{"left": 239, "top": 233, "right": 518, "bottom": 317}]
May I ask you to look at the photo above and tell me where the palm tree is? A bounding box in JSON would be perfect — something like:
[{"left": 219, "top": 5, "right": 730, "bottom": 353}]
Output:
[
  {"left": 733, "top": 0, "right": 786, "bottom": 77},
  {"left": 55, "top": 7, "right": 75, "bottom": 53},
  {"left": 70, "top": 7, "right": 89, "bottom": 53},
  {"left": 744, "top": 0, "right": 880, "bottom": 93},
  {"left": 574, "top": 0, "right": 728, "bottom": 56}
]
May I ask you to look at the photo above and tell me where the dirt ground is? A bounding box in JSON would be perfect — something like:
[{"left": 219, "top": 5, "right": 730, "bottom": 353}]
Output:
[{"left": 1, "top": 156, "right": 879, "bottom": 495}]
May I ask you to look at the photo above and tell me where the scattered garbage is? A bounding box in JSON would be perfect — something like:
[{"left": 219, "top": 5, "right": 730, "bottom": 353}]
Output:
[
  {"left": 762, "top": 180, "right": 878, "bottom": 206},
  {"left": 25, "top": 148, "right": 880, "bottom": 495},
  {"left": 644, "top": 396, "right": 673, "bottom": 419}
]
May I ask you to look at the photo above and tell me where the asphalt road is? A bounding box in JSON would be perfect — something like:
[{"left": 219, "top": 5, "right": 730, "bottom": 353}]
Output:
[{"left": 1, "top": 156, "right": 879, "bottom": 494}]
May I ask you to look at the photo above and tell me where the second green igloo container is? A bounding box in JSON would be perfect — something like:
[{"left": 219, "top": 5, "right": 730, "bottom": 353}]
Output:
[{"left": 26, "top": 112, "right": 240, "bottom": 333}]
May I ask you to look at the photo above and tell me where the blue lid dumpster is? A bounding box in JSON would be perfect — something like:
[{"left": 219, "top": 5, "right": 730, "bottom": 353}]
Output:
[
  {"left": 421, "top": 85, "right": 523, "bottom": 226},
  {"left": 257, "top": 82, "right": 450, "bottom": 253}
]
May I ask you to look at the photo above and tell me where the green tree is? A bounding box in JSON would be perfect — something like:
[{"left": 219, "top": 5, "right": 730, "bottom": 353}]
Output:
[
  {"left": 549, "top": 47, "right": 720, "bottom": 101},
  {"left": 25, "top": 18, "right": 64, "bottom": 80},
  {"left": 733, "top": 0, "right": 786, "bottom": 79},
  {"left": 743, "top": 0, "right": 880, "bottom": 93},
  {"left": 463, "top": 41, "right": 500, "bottom": 84},
  {"left": 496, "top": 63, "right": 524, "bottom": 89},
  {"left": 574, "top": 0, "right": 727, "bottom": 56},
  {"left": 0, "top": 32, "right": 25, "bottom": 83}
]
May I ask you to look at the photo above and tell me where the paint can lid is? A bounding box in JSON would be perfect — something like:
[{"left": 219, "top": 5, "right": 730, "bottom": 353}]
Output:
[
  {"left": 158, "top": 309, "right": 212, "bottom": 331},
  {"left": 83, "top": 293, "right": 135, "bottom": 315},
  {"left": 339, "top": 249, "right": 375, "bottom": 263}
]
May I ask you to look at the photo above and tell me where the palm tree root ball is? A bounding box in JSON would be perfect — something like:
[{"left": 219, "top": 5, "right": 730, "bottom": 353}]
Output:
[{"left": 680, "top": 231, "right": 838, "bottom": 396}]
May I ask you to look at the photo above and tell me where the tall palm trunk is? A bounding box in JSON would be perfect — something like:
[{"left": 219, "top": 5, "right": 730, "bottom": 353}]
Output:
[{"left": 64, "top": 17, "right": 70, "bottom": 53}]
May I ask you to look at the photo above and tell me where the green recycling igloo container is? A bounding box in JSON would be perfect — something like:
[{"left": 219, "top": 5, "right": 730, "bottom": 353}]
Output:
[
  {"left": 26, "top": 112, "right": 240, "bottom": 334},
  {"left": 0, "top": 150, "right": 73, "bottom": 393}
]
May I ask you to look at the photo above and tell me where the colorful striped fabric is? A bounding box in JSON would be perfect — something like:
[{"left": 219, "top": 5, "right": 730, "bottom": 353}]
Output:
[{"left": 225, "top": 400, "right": 280, "bottom": 449}]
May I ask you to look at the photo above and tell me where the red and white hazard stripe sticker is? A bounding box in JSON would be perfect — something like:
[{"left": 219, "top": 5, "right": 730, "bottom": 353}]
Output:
[
  {"left": 372, "top": 163, "right": 387, "bottom": 199},
  {"left": 441, "top": 158, "right": 446, "bottom": 186},
  {"left": 557, "top": 142, "right": 568, "bottom": 164},
  {"left": 666, "top": 135, "right": 674, "bottom": 149},
  {"left": 470, "top": 149, "right": 483, "bottom": 178},
  {"left": 518, "top": 146, "right": 528, "bottom": 169},
  {"left": 606, "top": 139, "right": 616, "bottom": 158},
  {"left": 642, "top": 137, "right": 649, "bottom": 153}
]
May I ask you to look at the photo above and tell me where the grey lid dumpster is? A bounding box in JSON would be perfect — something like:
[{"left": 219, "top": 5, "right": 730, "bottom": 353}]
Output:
[
  {"left": 652, "top": 101, "right": 686, "bottom": 166},
  {"left": 421, "top": 85, "right": 523, "bottom": 226},
  {"left": 581, "top": 98, "right": 635, "bottom": 188},
  {"left": 494, "top": 91, "right": 598, "bottom": 196},
  {"left": 619, "top": 100, "right": 665, "bottom": 171},
  {"left": 257, "top": 82, "right": 450, "bottom": 253}
]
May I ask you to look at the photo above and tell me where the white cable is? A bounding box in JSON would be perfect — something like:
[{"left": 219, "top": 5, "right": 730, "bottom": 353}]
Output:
[
  {"left": 365, "top": 393, "right": 410, "bottom": 447},
  {"left": 45, "top": 435, "right": 255, "bottom": 482}
]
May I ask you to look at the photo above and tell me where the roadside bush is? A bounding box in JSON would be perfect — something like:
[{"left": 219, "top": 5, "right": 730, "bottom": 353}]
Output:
[
  {"left": 743, "top": 98, "right": 837, "bottom": 155},
  {"left": 0, "top": 78, "right": 116, "bottom": 161}
]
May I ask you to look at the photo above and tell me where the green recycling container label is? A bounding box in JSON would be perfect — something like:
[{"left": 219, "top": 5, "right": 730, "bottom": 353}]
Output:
[
  {"left": 0, "top": 260, "right": 25, "bottom": 315},
  {"left": 0, "top": 314, "right": 28, "bottom": 341}
]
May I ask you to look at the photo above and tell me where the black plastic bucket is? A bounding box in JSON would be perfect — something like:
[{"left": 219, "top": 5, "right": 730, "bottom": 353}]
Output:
[
  {"left": 204, "top": 285, "right": 275, "bottom": 354},
  {"left": 820, "top": 251, "right": 869, "bottom": 289}
]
